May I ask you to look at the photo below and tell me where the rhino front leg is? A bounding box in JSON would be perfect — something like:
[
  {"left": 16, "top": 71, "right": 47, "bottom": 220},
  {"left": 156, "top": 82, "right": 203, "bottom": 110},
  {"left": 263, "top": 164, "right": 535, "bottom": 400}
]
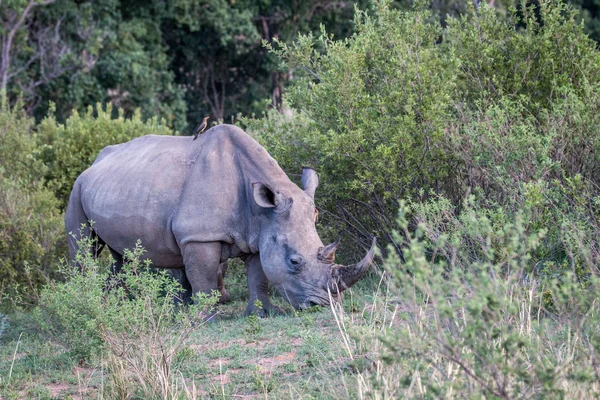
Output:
[
  {"left": 183, "top": 242, "right": 223, "bottom": 302},
  {"left": 169, "top": 262, "right": 230, "bottom": 305},
  {"left": 245, "top": 254, "right": 282, "bottom": 317}
]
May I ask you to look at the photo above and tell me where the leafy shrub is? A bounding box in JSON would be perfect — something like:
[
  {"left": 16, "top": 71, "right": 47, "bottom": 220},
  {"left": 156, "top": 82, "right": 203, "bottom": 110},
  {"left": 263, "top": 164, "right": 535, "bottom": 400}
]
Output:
[
  {"left": 0, "top": 98, "right": 44, "bottom": 182},
  {"left": 444, "top": 0, "right": 600, "bottom": 203},
  {"left": 0, "top": 100, "right": 64, "bottom": 308},
  {"left": 32, "top": 236, "right": 218, "bottom": 398},
  {"left": 243, "top": 0, "right": 600, "bottom": 265},
  {"left": 333, "top": 199, "right": 600, "bottom": 398},
  {"left": 0, "top": 172, "right": 64, "bottom": 307},
  {"left": 246, "top": 2, "right": 458, "bottom": 249},
  {"left": 36, "top": 102, "right": 173, "bottom": 209}
]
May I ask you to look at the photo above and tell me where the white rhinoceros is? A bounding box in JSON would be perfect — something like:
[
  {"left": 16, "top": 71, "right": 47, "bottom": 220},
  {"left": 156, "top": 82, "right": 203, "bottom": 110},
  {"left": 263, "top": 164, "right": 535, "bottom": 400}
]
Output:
[{"left": 66, "top": 124, "right": 375, "bottom": 315}]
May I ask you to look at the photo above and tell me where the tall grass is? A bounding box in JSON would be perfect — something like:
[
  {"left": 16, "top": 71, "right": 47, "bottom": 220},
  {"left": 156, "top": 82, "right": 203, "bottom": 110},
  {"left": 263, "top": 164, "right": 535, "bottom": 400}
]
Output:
[{"left": 331, "top": 199, "right": 600, "bottom": 399}]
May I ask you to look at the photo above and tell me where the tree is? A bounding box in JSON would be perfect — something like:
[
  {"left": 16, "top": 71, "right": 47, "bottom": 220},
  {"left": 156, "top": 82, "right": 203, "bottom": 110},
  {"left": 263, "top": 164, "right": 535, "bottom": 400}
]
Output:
[
  {"left": 164, "top": 0, "right": 368, "bottom": 133},
  {"left": 1, "top": 0, "right": 189, "bottom": 131},
  {"left": 0, "top": 0, "right": 74, "bottom": 108}
]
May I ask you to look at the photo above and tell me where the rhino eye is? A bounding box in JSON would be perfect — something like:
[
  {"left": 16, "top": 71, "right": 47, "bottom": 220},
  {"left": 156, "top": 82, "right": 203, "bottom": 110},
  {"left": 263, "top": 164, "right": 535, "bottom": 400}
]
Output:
[{"left": 288, "top": 254, "right": 305, "bottom": 273}]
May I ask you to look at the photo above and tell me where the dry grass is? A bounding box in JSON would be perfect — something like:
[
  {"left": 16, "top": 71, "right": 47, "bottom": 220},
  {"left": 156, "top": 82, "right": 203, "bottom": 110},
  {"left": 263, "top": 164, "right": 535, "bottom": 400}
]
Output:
[{"left": 329, "top": 279, "right": 600, "bottom": 399}]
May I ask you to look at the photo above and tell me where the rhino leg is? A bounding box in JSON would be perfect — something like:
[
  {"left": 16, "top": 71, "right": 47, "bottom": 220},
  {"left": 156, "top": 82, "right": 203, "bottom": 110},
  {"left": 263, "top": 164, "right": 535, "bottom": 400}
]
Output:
[
  {"left": 183, "top": 241, "right": 223, "bottom": 300},
  {"left": 168, "top": 262, "right": 230, "bottom": 305},
  {"left": 103, "top": 246, "right": 130, "bottom": 292},
  {"left": 169, "top": 269, "right": 193, "bottom": 304},
  {"left": 217, "top": 261, "right": 231, "bottom": 304},
  {"left": 108, "top": 246, "right": 124, "bottom": 275},
  {"left": 65, "top": 180, "right": 105, "bottom": 264},
  {"left": 244, "top": 254, "right": 282, "bottom": 317}
]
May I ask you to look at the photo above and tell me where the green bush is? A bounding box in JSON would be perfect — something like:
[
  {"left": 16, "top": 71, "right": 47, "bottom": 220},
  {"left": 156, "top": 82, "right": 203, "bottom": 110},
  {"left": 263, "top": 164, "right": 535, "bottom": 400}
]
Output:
[
  {"left": 333, "top": 199, "right": 600, "bottom": 398},
  {"left": 245, "top": 2, "right": 458, "bottom": 249},
  {"left": 32, "top": 236, "right": 217, "bottom": 361},
  {"left": 36, "top": 103, "right": 173, "bottom": 209},
  {"left": 32, "top": 236, "right": 218, "bottom": 396},
  {"left": 243, "top": 0, "right": 600, "bottom": 266},
  {"left": 444, "top": 0, "right": 600, "bottom": 203},
  {"left": 0, "top": 100, "right": 64, "bottom": 308},
  {"left": 0, "top": 172, "right": 64, "bottom": 307}
]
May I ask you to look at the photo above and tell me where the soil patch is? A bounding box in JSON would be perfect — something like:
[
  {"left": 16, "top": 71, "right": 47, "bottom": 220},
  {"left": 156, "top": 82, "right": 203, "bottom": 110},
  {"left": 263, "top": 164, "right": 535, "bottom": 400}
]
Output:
[
  {"left": 254, "top": 350, "right": 297, "bottom": 374},
  {"left": 46, "top": 382, "right": 71, "bottom": 397}
]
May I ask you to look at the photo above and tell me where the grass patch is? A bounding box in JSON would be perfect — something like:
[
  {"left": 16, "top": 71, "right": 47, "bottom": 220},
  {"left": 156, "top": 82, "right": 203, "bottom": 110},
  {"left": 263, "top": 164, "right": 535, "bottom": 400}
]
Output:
[
  {"left": 2, "top": 202, "right": 598, "bottom": 398},
  {"left": 0, "top": 263, "right": 359, "bottom": 399}
]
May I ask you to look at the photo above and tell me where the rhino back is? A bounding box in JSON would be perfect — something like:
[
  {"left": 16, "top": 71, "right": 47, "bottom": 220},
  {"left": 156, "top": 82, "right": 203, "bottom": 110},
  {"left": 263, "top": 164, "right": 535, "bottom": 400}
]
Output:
[
  {"left": 77, "top": 124, "right": 292, "bottom": 264},
  {"left": 78, "top": 135, "right": 196, "bottom": 264}
]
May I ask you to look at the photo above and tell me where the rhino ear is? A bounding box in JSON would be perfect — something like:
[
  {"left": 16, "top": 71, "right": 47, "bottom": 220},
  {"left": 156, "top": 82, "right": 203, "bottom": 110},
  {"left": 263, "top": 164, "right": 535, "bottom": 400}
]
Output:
[
  {"left": 301, "top": 167, "right": 319, "bottom": 200},
  {"left": 252, "top": 182, "right": 277, "bottom": 208},
  {"left": 253, "top": 182, "right": 293, "bottom": 212}
]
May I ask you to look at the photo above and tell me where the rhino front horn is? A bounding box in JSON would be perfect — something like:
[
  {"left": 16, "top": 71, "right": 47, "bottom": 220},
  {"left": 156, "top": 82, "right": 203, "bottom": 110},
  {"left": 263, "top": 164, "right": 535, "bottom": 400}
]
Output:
[{"left": 330, "top": 237, "right": 377, "bottom": 293}]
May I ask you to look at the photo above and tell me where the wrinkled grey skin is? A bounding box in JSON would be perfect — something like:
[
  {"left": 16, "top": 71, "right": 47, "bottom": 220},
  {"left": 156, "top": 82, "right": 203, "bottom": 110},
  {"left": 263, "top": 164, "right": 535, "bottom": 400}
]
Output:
[{"left": 66, "top": 124, "right": 375, "bottom": 315}]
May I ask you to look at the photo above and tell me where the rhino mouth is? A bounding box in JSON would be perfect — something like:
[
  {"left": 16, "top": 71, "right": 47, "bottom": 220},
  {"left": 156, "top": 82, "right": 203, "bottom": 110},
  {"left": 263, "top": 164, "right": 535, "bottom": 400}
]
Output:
[
  {"left": 297, "top": 289, "right": 342, "bottom": 310},
  {"left": 298, "top": 300, "right": 321, "bottom": 309},
  {"left": 300, "top": 295, "right": 328, "bottom": 308}
]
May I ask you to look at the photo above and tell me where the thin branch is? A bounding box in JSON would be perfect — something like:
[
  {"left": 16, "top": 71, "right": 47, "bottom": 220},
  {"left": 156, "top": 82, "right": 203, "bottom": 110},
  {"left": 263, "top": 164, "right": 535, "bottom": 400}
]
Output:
[{"left": 0, "top": 0, "right": 56, "bottom": 91}]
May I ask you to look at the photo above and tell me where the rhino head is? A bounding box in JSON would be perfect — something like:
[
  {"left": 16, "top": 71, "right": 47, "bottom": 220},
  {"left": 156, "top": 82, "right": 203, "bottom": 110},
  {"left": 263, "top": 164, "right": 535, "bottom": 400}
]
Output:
[{"left": 252, "top": 167, "right": 376, "bottom": 309}]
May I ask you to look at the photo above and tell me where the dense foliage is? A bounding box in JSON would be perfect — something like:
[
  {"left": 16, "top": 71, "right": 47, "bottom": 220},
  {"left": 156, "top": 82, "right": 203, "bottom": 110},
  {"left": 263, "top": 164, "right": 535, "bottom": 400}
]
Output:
[
  {"left": 0, "top": 99, "right": 63, "bottom": 306},
  {"left": 244, "top": 0, "right": 600, "bottom": 270},
  {"left": 0, "top": 0, "right": 368, "bottom": 134},
  {"left": 2, "top": 0, "right": 599, "bottom": 134}
]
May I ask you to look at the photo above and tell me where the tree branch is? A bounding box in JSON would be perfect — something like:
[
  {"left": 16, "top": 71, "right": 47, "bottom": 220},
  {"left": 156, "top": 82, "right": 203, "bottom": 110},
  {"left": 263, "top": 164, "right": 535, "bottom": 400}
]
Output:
[{"left": 0, "top": 0, "right": 56, "bottom": 91}]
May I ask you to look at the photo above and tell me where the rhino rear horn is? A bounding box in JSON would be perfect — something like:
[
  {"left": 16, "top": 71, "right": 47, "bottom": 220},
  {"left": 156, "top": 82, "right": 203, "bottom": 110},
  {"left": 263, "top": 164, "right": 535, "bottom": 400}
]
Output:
[{"left": 330, "top": 237, "right": 376, "bottom": 293}]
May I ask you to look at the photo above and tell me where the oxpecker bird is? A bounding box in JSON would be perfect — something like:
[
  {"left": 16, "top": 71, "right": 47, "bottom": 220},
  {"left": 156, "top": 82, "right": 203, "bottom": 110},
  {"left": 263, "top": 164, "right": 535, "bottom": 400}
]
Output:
[{"left": 193, "top": 116, "right": 210, "bottom": 140}]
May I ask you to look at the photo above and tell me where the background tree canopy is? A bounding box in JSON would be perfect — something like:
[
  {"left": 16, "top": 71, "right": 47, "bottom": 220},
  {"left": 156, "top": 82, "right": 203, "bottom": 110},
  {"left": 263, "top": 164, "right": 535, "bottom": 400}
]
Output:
[
  {"left": 0, "top": 0, "right": 372, "bottom": 133},
  {"left": 5, "top": 0, "right": 599, "bottom": 133}
]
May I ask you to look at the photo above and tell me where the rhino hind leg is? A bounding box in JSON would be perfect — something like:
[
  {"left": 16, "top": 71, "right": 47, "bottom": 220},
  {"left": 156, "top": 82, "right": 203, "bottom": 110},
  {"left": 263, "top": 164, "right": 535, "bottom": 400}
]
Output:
[
  {"left": 108, "top": 246, "right": 124, "bottom": 275},
  {"left": 217, "top": 261, "right": 231, "bottom": 304},
  {"left": 244, "top": 254, "right": 282, "bottom": 317},
  {"left": 102, "top": 246, "right": 126, "bottom": 292}
]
